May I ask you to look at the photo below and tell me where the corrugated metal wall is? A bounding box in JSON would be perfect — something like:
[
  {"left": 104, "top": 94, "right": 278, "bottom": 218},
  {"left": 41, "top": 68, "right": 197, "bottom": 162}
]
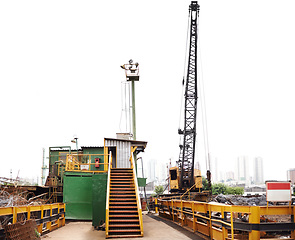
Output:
[{"left": 105, "top": 140, "right": 131, "bottom": 168}]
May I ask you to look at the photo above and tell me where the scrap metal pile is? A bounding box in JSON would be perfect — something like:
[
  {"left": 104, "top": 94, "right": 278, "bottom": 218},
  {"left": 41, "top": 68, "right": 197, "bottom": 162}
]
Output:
[
  {"left": 214, "top": 194, "right": 267, "bottom": 206},
  {"left": 4, "top": 220, "right": 40, "bottom": 240},
  {"left": 0, "top": 190, "right": 28, "bottom": 207},
  {"left": 0, "top": 188, "right": 46, "bottom": 208},
  {"left": 0, "top": 177, "right": 19, "bottom": 186},
  {"left": 213, "top": 194, "right": 290, "bottom": 206}
]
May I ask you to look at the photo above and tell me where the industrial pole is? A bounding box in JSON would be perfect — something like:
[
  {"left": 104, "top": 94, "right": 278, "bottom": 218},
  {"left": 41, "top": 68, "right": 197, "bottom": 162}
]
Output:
[
  {"left": 71, "top": 137, "right": 79, "bottom": 160},
  {"left": 41, "top": 148, "right": 45, "bottom": 185},
  {"left": 120, "top": 59, "right": 139, "bottom": 140},
  {"left": 121, "top": 60, "right": 140, "bottom": 172},
  {"left": 131, "top": 80, "right": 136, "bottom": 140}
]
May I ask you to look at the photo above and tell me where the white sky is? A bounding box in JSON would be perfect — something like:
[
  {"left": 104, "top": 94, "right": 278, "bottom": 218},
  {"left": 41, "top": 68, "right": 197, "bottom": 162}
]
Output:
[{"left": 1, "top": 0, "right": 295, "bottom": 182}]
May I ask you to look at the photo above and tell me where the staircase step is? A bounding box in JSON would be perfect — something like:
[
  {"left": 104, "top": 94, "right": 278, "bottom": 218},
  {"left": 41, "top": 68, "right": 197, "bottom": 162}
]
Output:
[
  {"left": 110, "top": 194, "right": 136, "bottom": 197},
  {"left": 111, "top": 168, "right": 132, "bottom": 171},
  {"left": 111, "top": 184, "right": 135, "bottom": 188},
  {"left": 109, "top": 215, "right": 138, "bottom": 218},
  {"left": 111, "top": 186, "right": 133, "bottom": 188},
  {"left": 109, "top": 219, "right": 139, "bottom": 223},
  {"left": 109, "top": 224, "right": 140, "bottom": 228},
  {"left": 111, "top": 175, "right": 133, "bottom": 177},
  {"left": 110, "top": 199, "right": 137, "bottom": 202},
  {"left": 109, "top": 210, "right": 138, "bottom": 214},
  {"left": 109, "top": 202, "right": 137, "bottom": 205},
  {"left": 110, "top": 191, "right": 135, "bottom": 194},
  {"left": 111, "top": 179, "right": 133, "bottom": 181},
  {"left": 111, "top": 182, "right": 132, "bottom": 184},
  {"left": 111, "top": 176, "right": 133, "bottom": 179},
  {"left": 111, "top": 188, "right": 135, "bottom": 191},
  {"left": 110, "top": 198, "right": 137, "bottom": 201},
  {"left": 110, "top": 206, "right": 137, "bottom": 209},
  {"left": 109, "top": 229, "right": 141, "bottom": 233},
  {"left": 111, "top": 173, "right": 133, "bottom": 176},
  {"left": 107, "top": 234, "right": 142, "bottom": 238},
  {"left": 111, "top": 182, "right": 133, "bottom": 184}
]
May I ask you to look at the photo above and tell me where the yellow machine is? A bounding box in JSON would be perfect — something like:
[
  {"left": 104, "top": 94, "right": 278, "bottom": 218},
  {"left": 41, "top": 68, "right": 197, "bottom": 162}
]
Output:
[{"left": 169, "top": 167, "right": 202, "bottom": 192}]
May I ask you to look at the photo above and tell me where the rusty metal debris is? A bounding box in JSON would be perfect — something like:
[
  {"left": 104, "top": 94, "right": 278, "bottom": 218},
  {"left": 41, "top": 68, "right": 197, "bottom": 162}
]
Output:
[
  {"left": 214, "top": 194, "right": 269, "bottom": 206},
  {"left": 0, "top": 177, "right": 20, "bottom": 186},
  {"left": 4, "top": 220, "right": 40, "bottom": 240},
  {"left": 0, "top": 190, "right": 46, "bottom": 207}
]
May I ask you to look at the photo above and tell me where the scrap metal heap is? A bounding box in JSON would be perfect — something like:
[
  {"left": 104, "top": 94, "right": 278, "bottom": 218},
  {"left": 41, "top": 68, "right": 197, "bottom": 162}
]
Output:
[{"left": 0, "top": 185, "right": 48, "bottom": 208}]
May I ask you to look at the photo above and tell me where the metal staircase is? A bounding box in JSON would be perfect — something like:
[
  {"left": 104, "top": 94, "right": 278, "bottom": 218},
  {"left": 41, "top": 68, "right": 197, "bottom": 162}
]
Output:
[{"left": 106, "top": 150, "right": 143, "bottom": 238}]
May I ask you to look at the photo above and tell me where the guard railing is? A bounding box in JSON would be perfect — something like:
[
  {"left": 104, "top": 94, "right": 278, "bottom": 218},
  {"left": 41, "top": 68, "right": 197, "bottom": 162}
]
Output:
[
  {"left": 157, "top": 199, "right": 295, "bottom": 240},
  {"left": 130, "top": 146, "right": 144, "bottom": 236},
  {"left": 0, "top": 203, "right": 65, "bottom": 237},
  {"left": 105, "top": 152, "right": 112, "bottom": 238},
  {"left": 65, "top": 153, "right": 109, "bottom": 173}
]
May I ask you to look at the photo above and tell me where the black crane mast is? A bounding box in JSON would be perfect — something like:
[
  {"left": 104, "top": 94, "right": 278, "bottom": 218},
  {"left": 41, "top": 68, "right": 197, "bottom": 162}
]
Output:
[{"left": 178, "top": 1, "right": 200, "bottom": 190}]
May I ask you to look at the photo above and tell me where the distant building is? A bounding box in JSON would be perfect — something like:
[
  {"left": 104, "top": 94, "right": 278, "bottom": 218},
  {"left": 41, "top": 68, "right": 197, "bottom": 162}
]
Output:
[
  {"left": 146, "top": 159, "right": 156, "bottom": 183},
  {"left": 253, "top": 157, "right": 264, "bottom": 184},
  {"left": 236, "top": 156, "right": 249, "bottom": 185},
  {"left": 287, "top": 168, "right": 295, "bottom": 184},
  {"left": 226, "top": 171, "right": 234, "bottom": 181},
  {"left": 156, "top": 162, "right": 167, "bottom": 185}
]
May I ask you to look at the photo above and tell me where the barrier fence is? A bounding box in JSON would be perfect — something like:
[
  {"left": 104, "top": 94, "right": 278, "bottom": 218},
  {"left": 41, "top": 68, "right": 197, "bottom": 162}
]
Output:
[
  {"left": 0, "top": 203, "right": 65, "bottom": 238},
  {"left": 157, "top": 199, "right": 295, "bottom": 240}
]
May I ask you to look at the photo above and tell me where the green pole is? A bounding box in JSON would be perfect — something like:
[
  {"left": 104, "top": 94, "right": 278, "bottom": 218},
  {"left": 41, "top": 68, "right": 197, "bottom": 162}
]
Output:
[{"left": 131, "top": 79, "right": 138, "bottom": 173}]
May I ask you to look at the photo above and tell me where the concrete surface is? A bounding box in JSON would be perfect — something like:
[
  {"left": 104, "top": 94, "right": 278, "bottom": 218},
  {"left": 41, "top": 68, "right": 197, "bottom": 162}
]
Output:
[{"left": 41, "top": 214, "right": 205, "bottom": 240}]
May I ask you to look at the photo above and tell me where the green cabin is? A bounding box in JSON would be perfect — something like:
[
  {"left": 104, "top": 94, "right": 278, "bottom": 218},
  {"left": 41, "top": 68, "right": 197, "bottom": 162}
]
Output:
[{"left": 46, "top": 138, "right": 147, "bottom": 227}]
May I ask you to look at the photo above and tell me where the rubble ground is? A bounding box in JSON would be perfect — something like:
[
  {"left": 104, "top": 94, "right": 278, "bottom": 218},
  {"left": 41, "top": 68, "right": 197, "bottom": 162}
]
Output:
[{"left": 213, "top": 194, "right": 290, "bottom": 206}]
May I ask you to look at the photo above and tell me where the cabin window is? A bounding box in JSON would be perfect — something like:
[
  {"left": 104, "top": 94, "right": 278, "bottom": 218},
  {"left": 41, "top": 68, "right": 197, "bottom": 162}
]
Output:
[{"left": 170, "top": 169, "right": 177, "bottom": 180}]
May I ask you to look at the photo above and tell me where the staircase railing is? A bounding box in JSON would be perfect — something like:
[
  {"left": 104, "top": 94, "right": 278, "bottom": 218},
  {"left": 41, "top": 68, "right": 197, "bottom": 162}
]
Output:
[
  {"left": 129, "top": 147, "right": 144, "bottom": 236},
  {"left": 105, "top": 152, "right": 113, "bottom": 238},
  {"left": 65, "top": 153, "right": 108, "bottom": 173}
]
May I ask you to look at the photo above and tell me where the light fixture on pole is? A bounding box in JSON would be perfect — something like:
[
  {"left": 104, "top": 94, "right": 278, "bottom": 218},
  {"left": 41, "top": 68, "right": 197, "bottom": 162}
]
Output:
[{"left": 71, "top": 137, "right": 79, "bottom": 158}]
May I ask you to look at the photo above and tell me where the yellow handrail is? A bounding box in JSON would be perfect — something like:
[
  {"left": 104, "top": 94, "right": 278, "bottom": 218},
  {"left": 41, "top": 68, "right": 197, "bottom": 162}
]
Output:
[
  {"left": 0, "top": 203, "right": 65, "bottom": 234},
  {"left": 180, "top": 182, "right": 197, "bottom": 200},
  {"left": 65, "top": 153, "right": 109, "bottom": 173},
  {"left": 129, "top": 147, "right": 144, "bottom": 236},
  {"left": 157, "top": 199, "right": 295, "bottom": 240},
  {"left": 105, "top": 152, "right": 112, "bottom": 238}
]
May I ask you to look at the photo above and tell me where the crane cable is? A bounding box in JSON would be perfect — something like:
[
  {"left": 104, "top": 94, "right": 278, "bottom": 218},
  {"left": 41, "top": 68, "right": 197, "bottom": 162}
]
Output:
[
  {"left": 197, "top": 14, "right": 211, "bottom": 172},
  {"left": 178, "top": 6, "right": 192, "bottom": 142}
]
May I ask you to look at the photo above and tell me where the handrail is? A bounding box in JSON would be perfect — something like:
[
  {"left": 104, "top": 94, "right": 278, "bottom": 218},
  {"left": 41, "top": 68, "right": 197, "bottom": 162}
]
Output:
[
  {"left": 157, "top": 199, "right": 295, "bottom": 240},
  {"left": 180, "top": 182, "right": 197, "bottom": 200},
  {"left": 0, "top": 203, "right": 65, "bottom": 235},
  {"left": 105, "top": 152, "right": 112, "bottom": 238},
  {"left": 65, "top": 153, "right": 109, "bottom": 173},
  {"left": 129, "top": 147, "right": 143, "bottom": 236}
]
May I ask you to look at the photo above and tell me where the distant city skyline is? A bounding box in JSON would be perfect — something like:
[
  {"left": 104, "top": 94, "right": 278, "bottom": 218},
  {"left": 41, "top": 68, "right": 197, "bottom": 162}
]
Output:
[
  {"left": 138, "top": 154, "right": 295, "bottom": 189},
  {"left": 210, "top": 155, "right": 268, "bottom": 186},
  {"left": 236, "top": 156, "right": 249, "bottom": 184},
  {"left": 253, "top": 157, "right": 264, "bottom": 184}
]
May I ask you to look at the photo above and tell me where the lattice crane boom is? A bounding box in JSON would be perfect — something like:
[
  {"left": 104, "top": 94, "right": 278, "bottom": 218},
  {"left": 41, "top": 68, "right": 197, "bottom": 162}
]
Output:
[{"left": 177, "top": 1, "right": 200, "bottom": 190}]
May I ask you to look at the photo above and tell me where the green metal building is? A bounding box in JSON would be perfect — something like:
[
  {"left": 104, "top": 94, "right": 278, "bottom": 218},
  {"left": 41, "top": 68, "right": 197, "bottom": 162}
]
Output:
[{"left": 46, "top": 138, "right": 147, "bottom": 227}]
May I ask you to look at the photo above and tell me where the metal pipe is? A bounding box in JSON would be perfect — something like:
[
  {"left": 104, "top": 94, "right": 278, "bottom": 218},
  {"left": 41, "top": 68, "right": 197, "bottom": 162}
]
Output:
[{"left": 131, "top": 80, "right": 136, "bottom": 141}]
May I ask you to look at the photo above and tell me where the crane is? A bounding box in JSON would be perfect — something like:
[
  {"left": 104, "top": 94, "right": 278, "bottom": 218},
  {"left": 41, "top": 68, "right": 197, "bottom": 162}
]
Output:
[{"left": 169, "top": 1, "right": 210, "bottom": 196}]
